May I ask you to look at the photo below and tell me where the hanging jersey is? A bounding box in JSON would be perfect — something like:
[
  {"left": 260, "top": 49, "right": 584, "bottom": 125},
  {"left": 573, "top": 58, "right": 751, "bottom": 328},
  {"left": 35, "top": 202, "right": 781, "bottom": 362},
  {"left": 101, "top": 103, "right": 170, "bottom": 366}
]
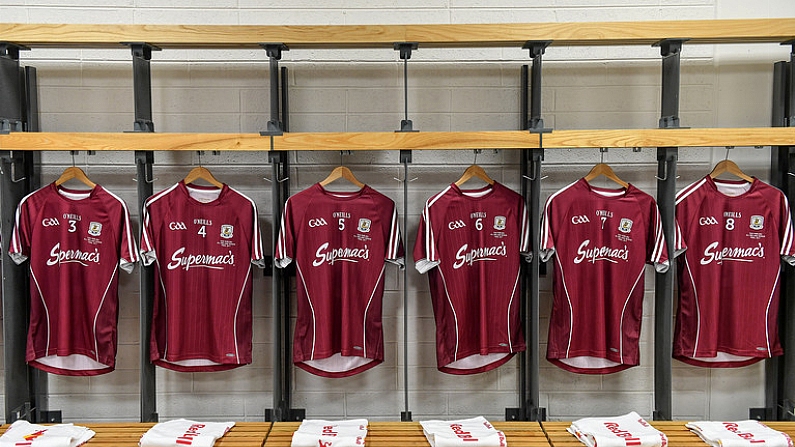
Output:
[
  {"left": 414, "top": 182, "right": 531, "bottom": 375},
  {"left": 540, "top": 178, "right": 670, "bottom": 374},
  {"left": 674, "top": 176, "right": 795, "bottom": 367},
  {"left": 141, "top": 181, "right": 265, "bottom": 372},
  {"left": 275, "top": 183, "right": 404, "bottom": 378},
  {"left": 9, "top": 183, "right": 138, "bottom": 376}
]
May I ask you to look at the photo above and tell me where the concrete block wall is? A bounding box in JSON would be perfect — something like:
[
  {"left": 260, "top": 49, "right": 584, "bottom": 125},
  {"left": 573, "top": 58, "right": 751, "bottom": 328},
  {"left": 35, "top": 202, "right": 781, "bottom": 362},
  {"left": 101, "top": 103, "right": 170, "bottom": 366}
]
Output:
[{"left": 1, "top": 0, "right": 794, "bottom": 423}]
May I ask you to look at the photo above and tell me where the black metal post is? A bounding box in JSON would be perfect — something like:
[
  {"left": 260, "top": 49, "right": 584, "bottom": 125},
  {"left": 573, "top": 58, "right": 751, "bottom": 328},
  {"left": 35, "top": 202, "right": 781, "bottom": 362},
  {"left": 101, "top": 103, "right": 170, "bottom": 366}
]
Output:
[
  {"left": 260, "top": 44, "right": 288, "bottom": 136},
  {"left": 400, "top": 149, "right": 412, "bottom": 422},
  {"left": 128, "top": 42, "right": 158, "bottom": 423},
  {"left": 507, "top": 43, "right": 550, "bottom": 422},
  {"left": 765, "top": 60, "right": 787, "bottom": 421},
  {"left": 524, "top": 41, "right": 551, "bottom": 130},
  {"left": 769, "top": 44, "right": 795, "bottom": 421},
  {"left": 394, "top": 43, "right": 419, "bottom": 133},
  {"left": 1, "top": 43, "right": 39, "bottom": 423},
  {"left": 525, "top": 147, "right": 544, "bottom": 423},
  {"left": 653, "top": 38, "right": 685, "bottom": 421},
  {"left": 266, "top": 150, "right": 300, "bottom": 422}
]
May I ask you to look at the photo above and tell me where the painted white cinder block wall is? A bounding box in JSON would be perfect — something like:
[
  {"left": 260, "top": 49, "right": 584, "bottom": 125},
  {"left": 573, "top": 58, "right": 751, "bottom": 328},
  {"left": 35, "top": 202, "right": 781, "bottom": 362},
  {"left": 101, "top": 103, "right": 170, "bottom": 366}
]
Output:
[{"left": 1, "top": 0, "right": 794, "bottom": 423}]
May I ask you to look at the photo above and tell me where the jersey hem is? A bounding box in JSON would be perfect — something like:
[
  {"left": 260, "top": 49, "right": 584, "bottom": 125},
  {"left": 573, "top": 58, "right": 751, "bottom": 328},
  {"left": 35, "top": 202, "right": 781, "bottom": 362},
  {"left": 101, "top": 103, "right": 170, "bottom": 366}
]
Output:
[
  {"left": 439, "top": 351, "right": 518, "bottom": 375},
  {"left": 152, "top": 359, "right": 248, "bottom": 372},
  {"left": 673, "top": 353, "right": 777, "bottom": 368},
  {"left": 547, "top": 357, "right": 636, "bottom": 375},
  {"left": 29, "top": 360, "right": 114, "bottom": 377},
  {"left": 295, "top": 358, "right": 382, "bottom": 378}
]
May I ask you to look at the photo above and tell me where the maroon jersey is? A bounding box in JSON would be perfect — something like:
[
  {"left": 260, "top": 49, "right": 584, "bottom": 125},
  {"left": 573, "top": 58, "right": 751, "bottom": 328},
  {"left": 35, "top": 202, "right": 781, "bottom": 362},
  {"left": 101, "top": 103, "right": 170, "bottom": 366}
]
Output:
[
  {"left": 275, "top": 184, "right": 403, "bottom": 378},
  {"left": 540, "top": 179, "right": 669, "bottom": 374},
  {"left": 141, "top": 182, "right": 264, "bottom": 372},
  {"left": 9, "top": 183, "right": 138, "bottom": 376},
  {"left": 674, "top": 176, "right": 795, "bottom": 367},
  {"left": 414, "top": 182, "right": 531, "bottom": 375}
]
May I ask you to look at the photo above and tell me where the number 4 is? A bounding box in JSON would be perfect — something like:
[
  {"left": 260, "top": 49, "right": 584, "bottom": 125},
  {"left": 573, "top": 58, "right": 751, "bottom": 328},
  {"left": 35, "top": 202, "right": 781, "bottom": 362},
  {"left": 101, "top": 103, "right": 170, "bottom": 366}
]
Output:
[{"left": 198, "top": 225, "right": 207, "bottom": 238}]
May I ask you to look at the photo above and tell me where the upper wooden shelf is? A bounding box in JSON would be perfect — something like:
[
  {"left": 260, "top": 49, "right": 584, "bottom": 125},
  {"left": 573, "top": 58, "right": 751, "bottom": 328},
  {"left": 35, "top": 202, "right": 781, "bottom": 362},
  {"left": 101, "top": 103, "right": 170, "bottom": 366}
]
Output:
[
  {"left": 1, "top": 19, "right": 794, "bottom": 50},
  {"left": 2, "top": 128, "right": 793, "bottom": 152}
]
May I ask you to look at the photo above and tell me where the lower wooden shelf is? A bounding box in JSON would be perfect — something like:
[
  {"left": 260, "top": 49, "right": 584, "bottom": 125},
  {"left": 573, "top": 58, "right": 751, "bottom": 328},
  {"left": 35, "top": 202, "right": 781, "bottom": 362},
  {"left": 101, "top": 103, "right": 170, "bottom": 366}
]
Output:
[
  {"left": 1, "top": 128, "right": 794, "bottom": 152},
  {"left": 2, "top": 420, "right": 793, "bottom": 447}
]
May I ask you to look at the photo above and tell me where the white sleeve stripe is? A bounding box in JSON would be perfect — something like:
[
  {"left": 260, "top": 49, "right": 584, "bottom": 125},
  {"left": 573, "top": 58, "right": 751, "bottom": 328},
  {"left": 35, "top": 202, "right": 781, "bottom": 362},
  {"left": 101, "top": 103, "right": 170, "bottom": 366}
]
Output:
[
  {"left": 781, "top": 195, "right": 794, "bottom": 255},
  {"left": 228, "top": 186, "right": 264, "bottom": 261},
  {"left": 103, "top": 187, "right": 139, "bottom": 263},
  {"left": 423, "top": 187, "right": 450, "bottom": 263},
  {"left": 140, "top": 183, "right": 179, "bottom": 254},
  {"left": 275, "top": 197, "right": 291, "bottom": 260},
  {"left": 388, "top": 207, "right": 401, "bottom": 260},
  {"left": 539, "top": 180, "right": 578, "bottom": 251},
  {"left": 10, "top": 187, "right": 44, "bottom": 255},
  {"left": 675, "top": 178, "right": 707, "bottom": 205},
  {"left": 652, "top": 217, "right": 665, "bottom": 262},
  {"left": 520, "top": 203, "right": 530, "bottom": 252}
]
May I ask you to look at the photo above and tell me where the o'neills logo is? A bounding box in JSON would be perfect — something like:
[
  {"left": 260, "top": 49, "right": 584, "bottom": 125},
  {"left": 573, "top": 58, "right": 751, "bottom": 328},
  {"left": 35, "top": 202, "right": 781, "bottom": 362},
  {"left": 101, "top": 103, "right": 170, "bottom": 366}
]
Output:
[
  {"left": 603, "top": 422, "right": 642, "bottom": 447},
  {"left": 47, "top": 243, "right": 100, "bottom": 267},
  {"left": 313, "top": 242, "right": 370, "bottom": 266},
  {"left": 453, "top": 242, "right": 508, "bottom": 269},
  {"left": 700, "top": 241, "right": 764, "bottom": 265},
  {"left": 721, "top": 422, "right": 767, "bottom": 444},
  {"left": 175, "top": 423, "right": 206, "bottom": 446},
  {"left": 573, "top": 240, "right": 629, "bottom": 264},
  {"left": 167, "top": 247, "right": 235, "bottom": 271}
]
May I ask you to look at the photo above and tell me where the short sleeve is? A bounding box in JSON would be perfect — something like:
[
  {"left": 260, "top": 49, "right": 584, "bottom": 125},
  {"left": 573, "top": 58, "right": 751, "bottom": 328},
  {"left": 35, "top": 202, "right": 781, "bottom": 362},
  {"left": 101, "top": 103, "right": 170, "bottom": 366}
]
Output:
[
  {"left": 413, "top": 204, "right": 439, "bottom": 274},
  {"left": 539, "top": 194, "right": 556, "bottom": 263},
  {"left": 778, "top": 192, "right": 795, "bottom": 266},
  {"left": 116, "top": 196, "right": 139, "bottom": 274},
  {"left": 139, "top": 198, "right": 157, "bottom": 267},
  {"left": 385, "top": 204, "right": 405, "bottom": 268},
  {"left": 9, "top": 196, "right": 32, "bottom": 264},
  {"left": 274, "top": 196, "right": 296, "bottom": 269},
  {"left": 248, "top": 198, "right": 266, "bottom": 269},
  {"left": 646, "top": 200, "right": 670, "bottom": 274}
]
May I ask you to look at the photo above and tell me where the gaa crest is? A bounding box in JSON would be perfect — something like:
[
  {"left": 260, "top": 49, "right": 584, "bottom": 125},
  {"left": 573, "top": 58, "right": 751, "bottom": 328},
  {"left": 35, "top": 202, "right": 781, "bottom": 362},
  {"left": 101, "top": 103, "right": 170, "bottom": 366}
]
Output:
[
  {"left": 88, "top": 222, "right": 102, "bottom": 237},
  {"left": 750, "top": 215, "right": 764, "bottom": 230},
  {"left": 358, "top": 218, "right": 371, "bottom": 233},
  {"left": 494, "top": 216, "right": 506, "bottom": 230},
  {"left": 618, "top": 218, "right": 633, "bottom": 233},
  {"left": 220, "top": 224, "right": 234, "bottom": 239}
]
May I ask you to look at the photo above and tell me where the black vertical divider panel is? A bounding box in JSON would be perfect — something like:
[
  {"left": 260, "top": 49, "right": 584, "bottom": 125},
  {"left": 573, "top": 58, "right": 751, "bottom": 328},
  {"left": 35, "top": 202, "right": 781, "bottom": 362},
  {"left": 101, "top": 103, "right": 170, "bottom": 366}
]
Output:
[
  {"left": 261, "top": 44, "right": 302, "bottom": 422},
  {"left": 653, "top": 38, "right": 685, "bottom": 422},
  {"left": 128, "top": 42, "right": 159, "bottom": 423},
  {"left": 1, "top": 43, "right": 40, "bottom": 423},
  {"left": 770, "top": 50, "right": 795, "bottom": 421},
  {"left": 507, "top": 41, "right": 550, "bottom": 422}
]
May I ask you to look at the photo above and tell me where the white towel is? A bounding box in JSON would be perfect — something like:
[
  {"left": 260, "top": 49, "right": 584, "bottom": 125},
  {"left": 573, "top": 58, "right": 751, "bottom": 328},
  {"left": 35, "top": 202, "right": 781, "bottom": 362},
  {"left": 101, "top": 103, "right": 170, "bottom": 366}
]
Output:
[
  {"left": 686, "top": 420, "right": 793, "bottom": 447},
  {"left": 567, "top": 412, "right": 667, "bottom": 447},
  {"left": 0, "top": 420, "right": 95, "bottom": 447},
  {"left": 138, "top": 419, "right": 234, "bottom": 447},
  {"left": 420, "top": 416, "right": 507, "bottom": 447},
  {"left": 290, "top": 419, "right": 368, "bottom": 447}
]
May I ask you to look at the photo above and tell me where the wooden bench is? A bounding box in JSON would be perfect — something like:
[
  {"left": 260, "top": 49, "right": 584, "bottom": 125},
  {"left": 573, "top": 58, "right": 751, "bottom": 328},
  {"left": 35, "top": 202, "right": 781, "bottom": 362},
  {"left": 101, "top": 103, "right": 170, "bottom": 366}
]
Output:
[
  {"left": 264, "top": 421, "right": 548, "bottom": 446},
  {"left": 543, "top": 421, "right": 795, "bottom": 447},
  {"left": 2, "top": 420, "right": 794, "bottom": 446}
]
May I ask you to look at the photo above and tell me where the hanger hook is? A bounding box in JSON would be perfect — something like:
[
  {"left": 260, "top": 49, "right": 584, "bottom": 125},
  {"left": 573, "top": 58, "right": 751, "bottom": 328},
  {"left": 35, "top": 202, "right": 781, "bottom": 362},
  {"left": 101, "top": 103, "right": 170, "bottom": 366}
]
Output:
[
  {"left": 198, "top": 151, "right": 204, "bottom": 168},
  {"left": 473, "top": 149, "right": 482, "bottom": 165},
  {"left": 70, "top": 150, "right": 77, "bottom": 167},
  {"left": 725, "top": 146, "right": 734, "bottom": 161},
  {"left": 599, "top": 147, "right": 608, "bottom": 164},
  {"left": 10, "top": 161, "right": 26, "bottom": 183}
]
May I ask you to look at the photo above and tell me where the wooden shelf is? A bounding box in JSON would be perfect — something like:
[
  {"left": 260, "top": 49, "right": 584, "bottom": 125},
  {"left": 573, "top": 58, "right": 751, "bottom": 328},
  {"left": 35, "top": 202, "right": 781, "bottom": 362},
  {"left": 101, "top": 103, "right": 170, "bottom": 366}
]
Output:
[
  {"left": 1, "top": 19, "right": 794, "bottom": 50},
  {"left": 2, "top": 128, "right": 793, "bottom": 152}
]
